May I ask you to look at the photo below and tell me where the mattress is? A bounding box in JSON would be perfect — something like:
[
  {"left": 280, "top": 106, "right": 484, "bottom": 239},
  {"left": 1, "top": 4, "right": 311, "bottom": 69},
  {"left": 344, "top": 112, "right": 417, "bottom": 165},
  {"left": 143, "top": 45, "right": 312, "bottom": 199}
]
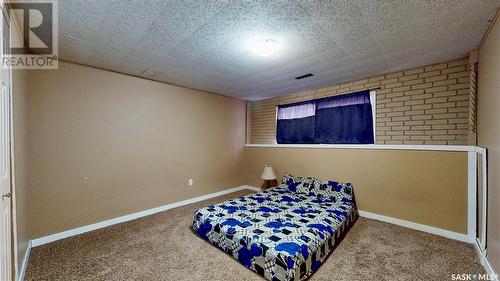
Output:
[{"left": 192, "top": 184, "right": 357, "bottom": 281}]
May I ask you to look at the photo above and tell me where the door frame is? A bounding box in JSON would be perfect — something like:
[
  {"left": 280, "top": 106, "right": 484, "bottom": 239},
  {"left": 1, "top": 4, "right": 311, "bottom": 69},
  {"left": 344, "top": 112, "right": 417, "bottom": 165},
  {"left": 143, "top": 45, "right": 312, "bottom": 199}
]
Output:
[
  {"left": 1, "top": 0, "right": 19, "bottom": 279},
  {"left": 9, "top": 53, "right": 18, "bottom": 281}
]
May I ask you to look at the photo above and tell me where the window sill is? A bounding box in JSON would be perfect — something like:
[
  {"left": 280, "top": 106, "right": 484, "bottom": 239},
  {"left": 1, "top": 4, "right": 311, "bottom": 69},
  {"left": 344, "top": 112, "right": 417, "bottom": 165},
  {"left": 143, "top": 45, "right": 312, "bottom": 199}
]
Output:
[{"left": 245, "top": 143, "right": 485, "bottom": 153}]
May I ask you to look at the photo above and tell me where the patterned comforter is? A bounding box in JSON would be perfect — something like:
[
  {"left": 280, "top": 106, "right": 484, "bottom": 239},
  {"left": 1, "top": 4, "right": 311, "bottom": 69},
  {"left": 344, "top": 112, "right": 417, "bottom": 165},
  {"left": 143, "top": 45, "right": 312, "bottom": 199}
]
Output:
[{"left": 192, "top": 179, "right": 357, "bottom": 281}]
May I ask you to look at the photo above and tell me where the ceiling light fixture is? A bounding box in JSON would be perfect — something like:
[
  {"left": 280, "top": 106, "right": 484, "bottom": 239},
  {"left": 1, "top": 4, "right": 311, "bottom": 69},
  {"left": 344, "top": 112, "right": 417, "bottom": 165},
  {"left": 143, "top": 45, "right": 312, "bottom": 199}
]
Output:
[{"left": 251, "top": 38, "right": 280, "bottom": 57}]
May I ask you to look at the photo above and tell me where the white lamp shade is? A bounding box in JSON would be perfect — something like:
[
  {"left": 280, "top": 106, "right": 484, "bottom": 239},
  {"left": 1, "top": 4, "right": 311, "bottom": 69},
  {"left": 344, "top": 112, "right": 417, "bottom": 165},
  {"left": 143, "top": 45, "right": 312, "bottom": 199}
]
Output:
[{"left": 261, "top": 165, "right": 277, "bottom": 180}]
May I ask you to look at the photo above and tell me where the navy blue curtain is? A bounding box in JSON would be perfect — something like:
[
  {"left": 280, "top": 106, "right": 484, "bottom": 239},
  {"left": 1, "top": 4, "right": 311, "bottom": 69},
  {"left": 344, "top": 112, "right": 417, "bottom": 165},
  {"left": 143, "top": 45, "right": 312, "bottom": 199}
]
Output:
[
  {"left": 276, "top": 100, "right": 316, "bottom": 144},
  {"left": 315, "top": 91, "right": 374, "bottom": 144},
  {"left": 276, "top": 117, "right": 315, "bottom": 144},
  {"left": 276, "top": 90, "right": 374, "bottom": 144}
]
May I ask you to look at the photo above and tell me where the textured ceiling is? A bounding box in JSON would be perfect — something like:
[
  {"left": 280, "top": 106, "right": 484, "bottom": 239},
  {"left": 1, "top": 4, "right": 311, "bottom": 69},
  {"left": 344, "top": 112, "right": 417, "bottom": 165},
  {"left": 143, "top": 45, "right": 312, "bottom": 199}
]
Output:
[{"left": 59, "top": 0, "right": 500, "bottom": 101}]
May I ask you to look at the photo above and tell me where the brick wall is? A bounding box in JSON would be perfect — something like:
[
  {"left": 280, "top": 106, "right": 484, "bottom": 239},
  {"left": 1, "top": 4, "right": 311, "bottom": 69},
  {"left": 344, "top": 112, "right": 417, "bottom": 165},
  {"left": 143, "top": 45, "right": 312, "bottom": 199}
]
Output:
[{"left": 249, "top": 57, "right": 475, "bottom": 145}]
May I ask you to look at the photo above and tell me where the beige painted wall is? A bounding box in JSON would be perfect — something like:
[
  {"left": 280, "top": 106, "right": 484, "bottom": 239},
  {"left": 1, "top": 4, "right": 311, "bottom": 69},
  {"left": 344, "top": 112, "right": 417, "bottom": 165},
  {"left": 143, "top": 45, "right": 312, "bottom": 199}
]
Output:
[
  {"left": 477, "top": 10, "right": 500, "bottom": 274},
  {"left": 27, "top": 61, "right": 246, "bottom": 238},
  {"left": 12, "top": 70, "right": 30, "bottom": 272},
  {"left": 244, "top": 148, "right": 467, "bottom": 233}
]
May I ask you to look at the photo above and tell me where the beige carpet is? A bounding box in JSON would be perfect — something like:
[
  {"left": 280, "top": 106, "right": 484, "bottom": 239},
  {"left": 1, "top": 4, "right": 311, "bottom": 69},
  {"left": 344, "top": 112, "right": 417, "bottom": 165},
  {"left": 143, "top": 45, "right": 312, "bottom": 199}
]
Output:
[{"left": 25, "top": 189, "right": 484, "bottom": 281}]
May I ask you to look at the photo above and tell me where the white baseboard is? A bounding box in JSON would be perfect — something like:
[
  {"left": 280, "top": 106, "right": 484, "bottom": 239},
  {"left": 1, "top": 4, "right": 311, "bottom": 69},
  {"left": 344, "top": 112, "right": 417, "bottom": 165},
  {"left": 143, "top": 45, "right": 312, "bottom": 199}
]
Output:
[
  {"left": 357, "top": 210, "right": 470, "bottom": 243},
  {"left": 484, "top": 256, "right": 499, "bottom": 281},
  {"left": 17, "top": 240, "right": 31, "bottom": 281},
  {"left": 30, "top": 186, "right": 469, "bottom": 246},
  {"left": 474, "top": 239, "right": 499, "bottom": 281},
  {"left": 31, "top": 185, "right": 260, "bottom": 247}
]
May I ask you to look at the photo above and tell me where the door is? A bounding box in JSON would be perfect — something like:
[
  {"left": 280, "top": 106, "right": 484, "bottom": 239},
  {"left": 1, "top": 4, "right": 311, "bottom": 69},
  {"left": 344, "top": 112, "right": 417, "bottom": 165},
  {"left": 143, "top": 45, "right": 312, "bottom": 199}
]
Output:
[
  {"left": 0, "top": 79, "right": 11, "bottom": 281},
  {"left": 0, "top": 1, "right": 12, "bottom": 280}
]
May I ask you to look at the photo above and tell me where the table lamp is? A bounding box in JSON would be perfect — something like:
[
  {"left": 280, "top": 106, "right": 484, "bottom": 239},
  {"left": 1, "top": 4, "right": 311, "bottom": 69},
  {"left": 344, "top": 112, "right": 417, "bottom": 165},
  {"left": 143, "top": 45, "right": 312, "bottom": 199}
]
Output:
[{"left": 261, "top": 164, "right": 278, "bottom": 189}]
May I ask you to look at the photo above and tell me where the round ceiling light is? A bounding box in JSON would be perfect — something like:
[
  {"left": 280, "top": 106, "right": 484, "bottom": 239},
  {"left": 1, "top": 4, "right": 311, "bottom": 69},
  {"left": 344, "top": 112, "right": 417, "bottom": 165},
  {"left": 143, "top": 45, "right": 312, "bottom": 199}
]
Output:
[{"left": 251, "top": 38, "right": 280, "bottom": 57}]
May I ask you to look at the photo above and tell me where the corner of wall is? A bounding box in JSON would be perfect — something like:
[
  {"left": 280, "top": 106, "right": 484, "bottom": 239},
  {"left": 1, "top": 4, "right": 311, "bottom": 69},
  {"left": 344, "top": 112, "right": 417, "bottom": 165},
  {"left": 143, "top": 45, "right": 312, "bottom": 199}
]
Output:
[{"left": 467, "top": 50, "right": 479, "bottom": 146}]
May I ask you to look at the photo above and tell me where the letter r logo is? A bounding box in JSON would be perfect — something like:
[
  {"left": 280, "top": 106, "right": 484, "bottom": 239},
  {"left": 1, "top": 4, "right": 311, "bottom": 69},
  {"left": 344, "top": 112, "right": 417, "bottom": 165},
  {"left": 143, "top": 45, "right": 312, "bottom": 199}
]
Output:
[{"left": 6, "top": 2, "right": 53, "bottom": 54}]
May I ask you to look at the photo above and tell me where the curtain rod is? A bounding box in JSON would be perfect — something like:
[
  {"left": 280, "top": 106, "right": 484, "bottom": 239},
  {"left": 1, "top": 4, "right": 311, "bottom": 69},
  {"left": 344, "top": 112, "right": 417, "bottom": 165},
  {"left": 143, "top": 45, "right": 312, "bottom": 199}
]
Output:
[{"left": 277, "top": 87, "right": 381, "bottom": 106}]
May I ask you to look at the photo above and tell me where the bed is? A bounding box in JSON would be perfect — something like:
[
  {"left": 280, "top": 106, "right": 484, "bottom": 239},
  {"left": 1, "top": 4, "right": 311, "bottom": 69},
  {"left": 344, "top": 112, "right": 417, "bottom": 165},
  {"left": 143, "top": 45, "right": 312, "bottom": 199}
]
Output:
[{"left": 192, "top": 173, "right": 357, "bottom": 281}]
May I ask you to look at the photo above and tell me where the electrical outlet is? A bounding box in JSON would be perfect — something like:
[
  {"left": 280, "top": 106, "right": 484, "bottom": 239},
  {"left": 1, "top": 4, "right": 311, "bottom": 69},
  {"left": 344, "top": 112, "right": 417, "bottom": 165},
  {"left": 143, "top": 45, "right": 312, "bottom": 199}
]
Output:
[{"left": 188, "top": 179, "right": 193, "bottom": 186}]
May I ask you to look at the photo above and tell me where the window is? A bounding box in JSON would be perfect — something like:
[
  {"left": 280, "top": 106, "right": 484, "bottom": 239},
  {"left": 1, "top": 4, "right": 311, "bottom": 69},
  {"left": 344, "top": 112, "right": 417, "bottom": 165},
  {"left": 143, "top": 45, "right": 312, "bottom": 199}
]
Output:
[{"left": 276, "top": 90, "right": 376, "bottom": 144}]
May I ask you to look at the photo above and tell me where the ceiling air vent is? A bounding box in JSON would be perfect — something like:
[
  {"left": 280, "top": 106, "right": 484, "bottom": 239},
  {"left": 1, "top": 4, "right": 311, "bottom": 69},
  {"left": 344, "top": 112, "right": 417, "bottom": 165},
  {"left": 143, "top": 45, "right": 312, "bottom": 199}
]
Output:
[{"left": 295, "top": 73, "right": 314, "bottom": 80}]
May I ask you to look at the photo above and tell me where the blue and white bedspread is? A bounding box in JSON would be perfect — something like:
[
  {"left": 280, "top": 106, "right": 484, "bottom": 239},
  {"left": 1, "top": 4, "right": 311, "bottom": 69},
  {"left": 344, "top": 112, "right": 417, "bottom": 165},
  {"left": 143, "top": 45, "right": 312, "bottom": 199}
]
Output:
[{"left": 192, "top": 180, "right": 357, "bottom": 281}]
